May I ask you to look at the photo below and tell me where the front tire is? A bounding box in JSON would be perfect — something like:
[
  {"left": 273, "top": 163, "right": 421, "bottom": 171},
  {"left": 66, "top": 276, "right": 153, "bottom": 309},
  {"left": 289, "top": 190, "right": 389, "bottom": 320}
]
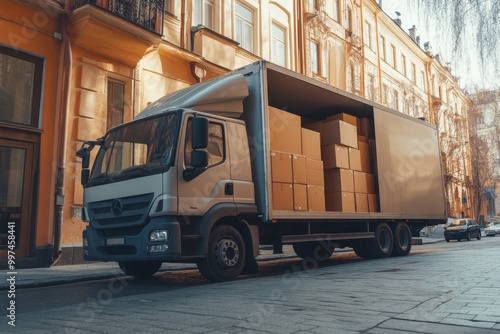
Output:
[
  {"left": 392, "top": 223, "right": 412, "bottom": 257},
  {"left": 197, "top": 225, "right": 246, "bottom": 282},
  {"left": 118, "top": 261, "right": 162, "bottom": 278}
]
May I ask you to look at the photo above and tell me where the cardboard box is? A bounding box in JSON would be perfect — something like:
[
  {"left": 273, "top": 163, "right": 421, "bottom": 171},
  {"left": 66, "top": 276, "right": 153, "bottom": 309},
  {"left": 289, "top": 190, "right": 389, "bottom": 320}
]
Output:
[
  {"left": 348, "top": 148, "right": 362, "bottom": 171},
  {"left": 366, "top": 173, "right": 376, "bottom": 194},
  {"left": 301, "top": 128, "right": 321, "bottom": 160},
  {"left": 358, "top": 117, "right": 375, "bottom": 139},
  {"left": 368, "top": 139, "right": 376, "bottom": 160},
  {"left": 358, "top": 141, "right": 371, "bottom": 172},
  {"left": 306, "top": 158, "right": 325, "bottom": 186},
  {"left": 324, "top": 168, "right": 354, "bottom": 193},
  {"left": 293, "top": 184, "right": 308, "bottom": 211},
  {"left": 325, "top": 191, "right": 355, "bottom": 212},
  {"left": 322, "top": 144, "right": 349, "bottom": 169},
  {"left": 307, "top": 185, "right": 326, "bottom": 211},
  {"left": 303, "top": 121, "right": 323, "bottom": 133},
  {"left": 320, "top": 119, "right": 358, "bottom": 148},
  {"left": 326, "top": 113, "right": 358, "bottom": 127},
  {"left": 353, "top": 171, "right": 368, "bottom": 193},
  {"left": 368, "top": 194, "right": 379, "bottom": 212},
  {"left": 272, "top": 182, "right": 293, "bottom": 211},
  {"left": 355, "top": 193, "right": 369, "bottom": 212},
  {"left": 292, "top": 154, "right": 307, "bottom": 184},
  {"left": 269, "top": 106, "right": 302, "bottom": 154},
  {"left": 271, "top": 151, "right": 292, "bottom": 183}
]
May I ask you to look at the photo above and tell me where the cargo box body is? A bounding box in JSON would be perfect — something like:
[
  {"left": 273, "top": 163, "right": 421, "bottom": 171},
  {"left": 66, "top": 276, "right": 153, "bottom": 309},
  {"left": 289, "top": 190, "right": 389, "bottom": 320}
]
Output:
[{"left": 236, "top": 61, "right": 446, "bottom": 224}]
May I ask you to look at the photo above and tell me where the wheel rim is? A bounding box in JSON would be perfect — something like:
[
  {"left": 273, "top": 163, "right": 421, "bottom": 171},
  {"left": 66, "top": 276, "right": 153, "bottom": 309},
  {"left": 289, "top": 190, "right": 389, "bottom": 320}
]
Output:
[{"left": 215, "top": 238, "right": 239, "bottom": 268}]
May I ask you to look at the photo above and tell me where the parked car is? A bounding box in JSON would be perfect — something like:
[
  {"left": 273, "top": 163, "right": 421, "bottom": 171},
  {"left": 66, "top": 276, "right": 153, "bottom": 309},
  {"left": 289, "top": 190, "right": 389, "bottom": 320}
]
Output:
[
  {"left": 444, "top": 218, "right": 481, "bottom": 242},
  {"left": 489, "top": 221, "right": 500, "bottom": 234},
  {"left": 485, "top": 223, "right": 497, "bottom": 236}
]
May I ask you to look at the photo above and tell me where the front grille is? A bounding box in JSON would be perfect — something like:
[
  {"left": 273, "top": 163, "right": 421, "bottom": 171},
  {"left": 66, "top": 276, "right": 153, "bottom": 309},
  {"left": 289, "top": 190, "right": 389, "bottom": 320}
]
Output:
[
  {"left": 88, "top": 193, "right": 154, "bottom": 229},
  {"left": 103, "top": 245, "right": 136, "bottom": 255}
]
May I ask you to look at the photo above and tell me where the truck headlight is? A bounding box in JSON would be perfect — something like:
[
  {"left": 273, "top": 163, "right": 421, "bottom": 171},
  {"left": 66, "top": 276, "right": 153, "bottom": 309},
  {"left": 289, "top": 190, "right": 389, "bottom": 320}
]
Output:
[{"left": 149, "top": 229, "right": 169, "bottom": 242}]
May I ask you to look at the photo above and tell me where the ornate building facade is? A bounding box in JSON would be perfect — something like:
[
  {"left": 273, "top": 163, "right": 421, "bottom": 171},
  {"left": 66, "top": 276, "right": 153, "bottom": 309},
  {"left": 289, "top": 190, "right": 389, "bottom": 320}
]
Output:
[{"left": 1, "top": 0, "right": 472, "bottom": 267}]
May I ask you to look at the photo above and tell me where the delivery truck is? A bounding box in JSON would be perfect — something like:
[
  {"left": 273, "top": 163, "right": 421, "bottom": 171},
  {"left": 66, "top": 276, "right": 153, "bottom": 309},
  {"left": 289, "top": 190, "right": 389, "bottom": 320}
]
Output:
[{"left": 76, "top": 60, "right": 447, "bottom": 281}]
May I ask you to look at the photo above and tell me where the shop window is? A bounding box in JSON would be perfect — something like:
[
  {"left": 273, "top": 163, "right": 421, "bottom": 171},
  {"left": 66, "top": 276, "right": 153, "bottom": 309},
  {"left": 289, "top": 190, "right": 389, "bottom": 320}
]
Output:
[{"left": 0, "top": 46, "right": 43, "bottom": 128}]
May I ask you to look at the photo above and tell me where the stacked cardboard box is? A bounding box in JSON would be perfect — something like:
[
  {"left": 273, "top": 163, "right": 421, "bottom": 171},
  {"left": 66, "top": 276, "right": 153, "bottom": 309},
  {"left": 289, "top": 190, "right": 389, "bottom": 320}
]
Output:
[
  {"left": 270, "top": 107, "right": 325, "bottom": 211},
  {"left": 304, "top": 113, "right": 379, "bottom": 213}
]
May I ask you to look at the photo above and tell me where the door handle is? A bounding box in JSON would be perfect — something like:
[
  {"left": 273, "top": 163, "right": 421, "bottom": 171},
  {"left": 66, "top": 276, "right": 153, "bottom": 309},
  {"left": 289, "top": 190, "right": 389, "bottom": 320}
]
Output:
[{"left": 225, "top": 182, "right": 234, "bottom": 195}]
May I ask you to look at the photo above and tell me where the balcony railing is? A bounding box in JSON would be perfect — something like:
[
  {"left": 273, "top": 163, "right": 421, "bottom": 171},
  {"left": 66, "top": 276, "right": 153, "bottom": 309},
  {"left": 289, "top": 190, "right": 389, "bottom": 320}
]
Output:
[{"left": 74, "top": 0, "right": 164, "bottom": 34}]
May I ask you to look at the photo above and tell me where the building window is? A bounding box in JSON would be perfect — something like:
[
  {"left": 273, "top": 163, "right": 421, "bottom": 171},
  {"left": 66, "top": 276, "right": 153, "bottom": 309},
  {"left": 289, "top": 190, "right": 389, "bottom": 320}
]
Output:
[
  {"left": 411, "top": 63, "right": 416, "bottom": 83},
  {"left": 193, "top": 0, "right": 214, "bottom": 29},
  {"left": 271, "top": 23, "right": 286, "bottom": 67},
  {"left": 393, "top": 89, "right": 399, "bottom": 110},
  {"left": 235, "top": 2, "right": 254, "bottom": 52},
  {"left": 401, "top": 54, "right": 407, "bottom": 76},
  {"left": 165, "top": 0, "right": 173, "bottom": 13},
  {"left": 382, "top": 84, "right": 389, "bottom": 105},
  {"left": 328, "top": 0, "right": 339, "bottom": 22},
  {"left": 366, "top": 74, "right": 375, "bottom": 100},
  {"left": 346, "top": 64, "right": 353, "bottom": 92},
  {"left": 364, "top": 21, "right": 372, "bottom": 48},
  {"left": 310, "top": 40, "right": 320, "bottom": 74},
  {"left": 420, "top": 70, "right": 426, "bottom": 91},
  {"left": 346, "top": 7, "right": 352, "bottom": 32},
  {"left": 107, "top": 79, "right": 125, "bottom": 129},
  {"left": 380, "top": 35, "right": 386, "bottom": 61},
  {"left": 0, "top": 46, "right": 43, "bottom": 127},
  {"left": 391, "top": 44, "right": 396, "bottom": 68}
]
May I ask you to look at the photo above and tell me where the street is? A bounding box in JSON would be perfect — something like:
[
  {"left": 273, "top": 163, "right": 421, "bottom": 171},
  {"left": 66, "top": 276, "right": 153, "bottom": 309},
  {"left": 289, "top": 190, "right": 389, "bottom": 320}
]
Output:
[{"left": 3, "top": 236, "right": 500, "bottom": 333}]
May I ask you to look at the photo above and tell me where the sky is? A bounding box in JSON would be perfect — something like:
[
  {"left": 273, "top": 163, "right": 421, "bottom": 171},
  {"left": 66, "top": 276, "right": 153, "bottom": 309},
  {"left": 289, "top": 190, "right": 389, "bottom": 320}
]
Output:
[{"left": 382, "top": 0, "right": 499, "bottom": 91}]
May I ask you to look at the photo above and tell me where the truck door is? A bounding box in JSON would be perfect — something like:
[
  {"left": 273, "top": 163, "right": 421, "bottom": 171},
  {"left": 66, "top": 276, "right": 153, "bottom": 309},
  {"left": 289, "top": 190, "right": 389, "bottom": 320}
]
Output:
[{"left": 177, "top": 116, "right": 233, "bottom": 215}]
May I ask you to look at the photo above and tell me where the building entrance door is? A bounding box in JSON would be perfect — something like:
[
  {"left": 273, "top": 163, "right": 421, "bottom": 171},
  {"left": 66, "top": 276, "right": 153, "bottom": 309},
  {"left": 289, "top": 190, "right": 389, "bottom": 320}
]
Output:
[{"left": 0, "top": 138, "right": 37, "bottom": 258}]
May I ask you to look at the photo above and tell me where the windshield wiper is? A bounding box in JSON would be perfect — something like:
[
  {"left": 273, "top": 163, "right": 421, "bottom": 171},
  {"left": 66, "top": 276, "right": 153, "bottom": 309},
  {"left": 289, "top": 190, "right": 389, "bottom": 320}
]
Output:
[{"left": 89, "top": 173, "right": 115, "bottom": 186}]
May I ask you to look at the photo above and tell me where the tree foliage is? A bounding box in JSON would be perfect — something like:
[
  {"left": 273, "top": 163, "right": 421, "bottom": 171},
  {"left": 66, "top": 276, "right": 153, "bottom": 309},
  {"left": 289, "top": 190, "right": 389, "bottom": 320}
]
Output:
[{"left": 410, "top": 0, "right": 500, "bottom": 88}]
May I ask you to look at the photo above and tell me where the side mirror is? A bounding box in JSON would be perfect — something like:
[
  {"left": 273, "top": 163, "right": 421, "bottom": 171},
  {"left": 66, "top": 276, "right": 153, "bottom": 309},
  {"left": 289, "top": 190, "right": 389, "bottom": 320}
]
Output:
[
  {"left": 81, "top": 169, "right": 90, "bottom": 185},
  {"left": 191, "top": 150, "right": 208, "bottom": 168},
  {"left": 76, "top": 146, "right": 91, "bottom": 169},
  {"left": 192, "top": 117, "right": 208, "bottom": 149}
]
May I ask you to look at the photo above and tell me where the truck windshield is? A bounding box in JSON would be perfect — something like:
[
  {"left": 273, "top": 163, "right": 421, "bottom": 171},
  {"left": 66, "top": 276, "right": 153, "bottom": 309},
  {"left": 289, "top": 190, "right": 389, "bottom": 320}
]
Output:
[{"left": 87, "top": 113, "right": 178, "bottom": 187}]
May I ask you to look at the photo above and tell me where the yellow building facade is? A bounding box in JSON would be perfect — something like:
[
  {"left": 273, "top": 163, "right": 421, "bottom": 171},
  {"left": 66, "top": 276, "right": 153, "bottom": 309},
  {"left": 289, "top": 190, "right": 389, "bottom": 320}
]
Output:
[{"left": 1, "top": 0, "right": 472, "bottom": 267}]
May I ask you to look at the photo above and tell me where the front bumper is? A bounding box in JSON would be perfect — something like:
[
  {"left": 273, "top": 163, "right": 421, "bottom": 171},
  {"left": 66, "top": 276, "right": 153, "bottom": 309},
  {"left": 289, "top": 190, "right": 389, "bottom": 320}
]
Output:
[
  {"left": 83, "top": 217, "right": 181, "bottom": 262},
  {"left": 444, "top": 229, "right": 468, "bottom": 239}
]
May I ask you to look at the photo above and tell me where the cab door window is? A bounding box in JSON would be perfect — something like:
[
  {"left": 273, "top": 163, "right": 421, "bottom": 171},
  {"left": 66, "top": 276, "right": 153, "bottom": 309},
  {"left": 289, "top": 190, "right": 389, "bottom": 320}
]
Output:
[{"left": 184, "top": 119, "right": 224, "bottom": 167}]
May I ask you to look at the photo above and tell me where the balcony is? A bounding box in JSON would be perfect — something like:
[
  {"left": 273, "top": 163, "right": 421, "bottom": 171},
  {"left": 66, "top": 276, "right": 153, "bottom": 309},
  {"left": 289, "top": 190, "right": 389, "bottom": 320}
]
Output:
[{"left": 70, "top": 0, "right": 164, "bottom": 67}]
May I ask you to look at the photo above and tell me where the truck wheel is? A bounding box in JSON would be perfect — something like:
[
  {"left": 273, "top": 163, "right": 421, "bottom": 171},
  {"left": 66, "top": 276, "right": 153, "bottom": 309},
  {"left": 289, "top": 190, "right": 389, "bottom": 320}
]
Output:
[
  {"left": 118, "top": 261, "right": 162, "bottom": 278},
  {"left": 392, "top": 223, "right": 412, "bottom": 257},
  {"left": 197, "top": 225, "right": 246, "bottom": 282},
  {"left": 366, "top": 223, "right": 393, "bottom": 259},
  {"left": 293, "top": 242, "right": 334, "bottom": 261}
]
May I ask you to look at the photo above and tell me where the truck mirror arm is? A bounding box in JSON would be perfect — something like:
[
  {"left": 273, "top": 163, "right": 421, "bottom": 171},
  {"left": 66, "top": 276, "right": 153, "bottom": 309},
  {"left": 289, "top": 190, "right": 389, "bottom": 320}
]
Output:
[{"left": 182, "top": 166, "right": 207, "bottom": 182}]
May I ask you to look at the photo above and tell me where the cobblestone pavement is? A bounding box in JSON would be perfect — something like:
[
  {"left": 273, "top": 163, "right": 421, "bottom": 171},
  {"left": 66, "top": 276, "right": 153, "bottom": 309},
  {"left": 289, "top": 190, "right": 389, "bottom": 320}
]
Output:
[{"left": 2, "top": 237, "right": 500, "bottom": 333}]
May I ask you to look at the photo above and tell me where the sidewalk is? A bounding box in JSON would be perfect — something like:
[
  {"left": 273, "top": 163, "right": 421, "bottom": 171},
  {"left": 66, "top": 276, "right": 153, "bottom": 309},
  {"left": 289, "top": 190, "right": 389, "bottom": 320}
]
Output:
[{"left": 0, "top": 238, "right": 443, "bottom": 290}]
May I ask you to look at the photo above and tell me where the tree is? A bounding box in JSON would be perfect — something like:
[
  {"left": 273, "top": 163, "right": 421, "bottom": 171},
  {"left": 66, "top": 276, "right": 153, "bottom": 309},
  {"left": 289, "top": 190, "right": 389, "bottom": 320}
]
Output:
[{"left": 410, "top": 0, "right": 500, "bottom": 88}]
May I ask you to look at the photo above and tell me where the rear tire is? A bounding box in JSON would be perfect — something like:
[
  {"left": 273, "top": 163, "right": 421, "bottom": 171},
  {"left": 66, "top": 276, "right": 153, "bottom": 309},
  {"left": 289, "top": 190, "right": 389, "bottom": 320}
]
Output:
[
  {"left": 477, "top": 231, "right": 481, "bottom": 240},
  {"left": 365, "top": 223, "right": 393, "bottom": 259},
  {"left": 293, "top": 242, "right": 334, "bottom": 261},
  {"left": 466, "top": 232, "right": 471, "bottom": 241},
  {"left": 392, "top": 223, "right": 412, "bottom": 257},
  {"left": 353, "top": 242, "right": 370, "bottom": 259},
  {"left": 118, "top": 261, "right": 162, "bottom": 278},
  {"left": 197, "top": 225, "right": 246, "bottom": 282}
]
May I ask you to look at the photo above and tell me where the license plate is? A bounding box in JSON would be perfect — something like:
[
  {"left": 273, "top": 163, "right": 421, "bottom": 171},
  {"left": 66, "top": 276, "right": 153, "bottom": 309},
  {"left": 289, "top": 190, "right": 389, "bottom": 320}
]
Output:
[{"left": 106, "top": 238, "right": 125, "bottom": 246}]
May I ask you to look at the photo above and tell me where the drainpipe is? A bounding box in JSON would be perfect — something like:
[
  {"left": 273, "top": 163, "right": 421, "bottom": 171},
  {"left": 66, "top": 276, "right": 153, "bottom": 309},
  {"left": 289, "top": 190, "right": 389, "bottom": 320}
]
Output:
[{"left": 50, "top": 5, "right": 72, "bottom": 266}]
